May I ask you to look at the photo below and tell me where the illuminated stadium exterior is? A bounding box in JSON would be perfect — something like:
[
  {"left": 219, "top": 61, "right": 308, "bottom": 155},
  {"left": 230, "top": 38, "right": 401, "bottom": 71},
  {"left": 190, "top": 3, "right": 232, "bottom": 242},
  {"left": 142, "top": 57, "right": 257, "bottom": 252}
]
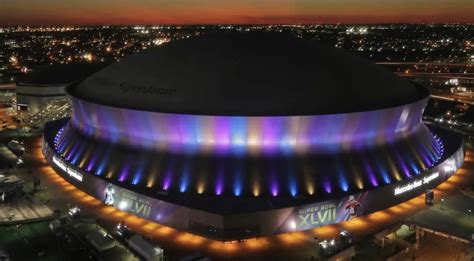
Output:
[{"left": 42, "top": 33, "right": 465, "bottom": 241}]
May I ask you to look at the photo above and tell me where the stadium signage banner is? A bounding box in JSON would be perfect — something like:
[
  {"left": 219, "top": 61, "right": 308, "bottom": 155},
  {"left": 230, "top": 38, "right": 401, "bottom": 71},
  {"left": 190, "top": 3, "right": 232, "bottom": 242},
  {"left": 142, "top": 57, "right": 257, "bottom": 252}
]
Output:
[
  {"left": 297, "top": 202, "right": 337, "bottom": 227},
  {"left": 393, "top": 171, "right": 439, "bottom": 196},
  {"left": 53, "top": 155, "right": 83, "bottom": 182},
  {"left": 295, "top": 193, "right": 367, "bottom": 230},
  {"left": 104, "top": 183, "right": 152, "bottom": 218}
]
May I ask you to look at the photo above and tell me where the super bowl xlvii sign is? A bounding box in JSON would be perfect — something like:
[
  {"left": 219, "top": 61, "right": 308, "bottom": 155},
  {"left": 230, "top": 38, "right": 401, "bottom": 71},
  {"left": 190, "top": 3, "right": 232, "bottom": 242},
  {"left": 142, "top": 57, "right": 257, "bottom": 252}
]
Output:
[
  {"left": 103, "top": 183, "right": 152, "bottom": 218},
  {"left": 297, "top": 202, "right": 337, "bottom": 228},
  {"left": 294, "top": 193, "right": 367, "bottom": 230}
]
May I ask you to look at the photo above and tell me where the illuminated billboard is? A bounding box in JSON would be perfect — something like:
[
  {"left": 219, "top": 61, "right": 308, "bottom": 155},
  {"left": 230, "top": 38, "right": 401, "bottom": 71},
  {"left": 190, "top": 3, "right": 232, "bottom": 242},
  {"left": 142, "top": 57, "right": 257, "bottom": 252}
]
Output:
[{"left": 293, "top": 193, "right": 368, "bottom": 231}]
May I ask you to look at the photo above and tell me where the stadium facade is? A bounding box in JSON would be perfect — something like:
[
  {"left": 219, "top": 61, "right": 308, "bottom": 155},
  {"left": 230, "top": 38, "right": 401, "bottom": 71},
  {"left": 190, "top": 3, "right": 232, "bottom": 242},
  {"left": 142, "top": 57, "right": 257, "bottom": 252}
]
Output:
[{"left": 42, "top": 33, "right": 464, "bottom": 241}]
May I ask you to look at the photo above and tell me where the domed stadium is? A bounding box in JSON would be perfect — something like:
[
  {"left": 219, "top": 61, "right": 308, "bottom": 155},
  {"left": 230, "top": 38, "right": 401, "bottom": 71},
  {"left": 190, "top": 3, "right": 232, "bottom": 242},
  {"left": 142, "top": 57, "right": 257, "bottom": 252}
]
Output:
[{"left": 42, "top": 32, "right": 464, "bottom": 241}]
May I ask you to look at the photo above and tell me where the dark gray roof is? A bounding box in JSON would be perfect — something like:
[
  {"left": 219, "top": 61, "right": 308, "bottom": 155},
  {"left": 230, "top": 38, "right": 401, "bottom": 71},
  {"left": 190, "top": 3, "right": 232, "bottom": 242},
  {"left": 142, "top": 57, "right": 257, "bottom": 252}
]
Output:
[
  {"left": 69, "top": 32, "right": 426, "bottom": 116},
  {"left": 18, "top": 62, "right": 107, "bottom": 86}
]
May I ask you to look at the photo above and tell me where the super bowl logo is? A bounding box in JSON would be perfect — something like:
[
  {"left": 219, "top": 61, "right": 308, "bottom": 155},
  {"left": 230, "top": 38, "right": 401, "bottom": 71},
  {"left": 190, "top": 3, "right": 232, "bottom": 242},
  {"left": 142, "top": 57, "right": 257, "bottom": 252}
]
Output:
[
  {"left": 107, "top": 185, "right": 153, "bottom": 218},
  {"left": 120, "top": 190, "right": 152, "bottom": 218},
  {"left": 297, "top": 203, "right": 337, "bottom": 229},
  {"left": 294, "top": 194, "right": 365, "bottom": 230}
]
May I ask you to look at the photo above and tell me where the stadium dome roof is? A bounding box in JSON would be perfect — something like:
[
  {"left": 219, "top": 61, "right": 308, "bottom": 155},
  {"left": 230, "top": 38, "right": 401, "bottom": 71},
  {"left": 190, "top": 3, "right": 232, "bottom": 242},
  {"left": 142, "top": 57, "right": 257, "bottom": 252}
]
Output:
[{"left": 68, "top": 32, "right": 426, "bottom": 116}]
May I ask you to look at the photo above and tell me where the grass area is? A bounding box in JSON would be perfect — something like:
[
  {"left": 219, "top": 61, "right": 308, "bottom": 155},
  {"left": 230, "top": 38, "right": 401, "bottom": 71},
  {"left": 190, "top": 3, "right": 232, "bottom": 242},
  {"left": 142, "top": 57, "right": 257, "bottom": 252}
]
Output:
[{"left": 0, "top": 221, "right": 70, "bottom": 260}]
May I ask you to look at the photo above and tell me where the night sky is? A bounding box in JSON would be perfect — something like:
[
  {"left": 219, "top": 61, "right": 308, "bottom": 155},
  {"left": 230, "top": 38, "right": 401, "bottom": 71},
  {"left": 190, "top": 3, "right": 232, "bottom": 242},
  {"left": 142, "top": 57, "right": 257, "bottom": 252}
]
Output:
[{"left": 1, "top": 0, "right": 473, "bottom": 25}]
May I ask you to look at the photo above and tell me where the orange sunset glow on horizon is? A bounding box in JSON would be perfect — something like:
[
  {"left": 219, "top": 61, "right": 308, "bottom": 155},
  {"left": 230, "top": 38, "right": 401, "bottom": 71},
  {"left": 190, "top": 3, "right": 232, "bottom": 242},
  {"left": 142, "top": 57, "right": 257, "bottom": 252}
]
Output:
[{"left": 1, "top": 0, "right": 473, "bottom": 25}]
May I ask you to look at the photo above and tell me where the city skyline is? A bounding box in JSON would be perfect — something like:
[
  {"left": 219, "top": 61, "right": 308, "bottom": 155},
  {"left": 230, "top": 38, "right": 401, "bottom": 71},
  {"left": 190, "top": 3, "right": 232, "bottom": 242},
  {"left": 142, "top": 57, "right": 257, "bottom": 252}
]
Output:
[
  {"left": 1, "top": 0, "right": 474, "bottom": 25},
  {"left": 0, "top": 3, "right": 473, "bottom": 258}
]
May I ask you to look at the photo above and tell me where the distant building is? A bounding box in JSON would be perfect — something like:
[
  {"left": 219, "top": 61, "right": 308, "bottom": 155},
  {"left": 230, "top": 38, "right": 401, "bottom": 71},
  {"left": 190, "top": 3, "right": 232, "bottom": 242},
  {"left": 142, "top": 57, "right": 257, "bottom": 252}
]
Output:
[{"left": 16, "top": 63, "right": 106, "bottom": 113}]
